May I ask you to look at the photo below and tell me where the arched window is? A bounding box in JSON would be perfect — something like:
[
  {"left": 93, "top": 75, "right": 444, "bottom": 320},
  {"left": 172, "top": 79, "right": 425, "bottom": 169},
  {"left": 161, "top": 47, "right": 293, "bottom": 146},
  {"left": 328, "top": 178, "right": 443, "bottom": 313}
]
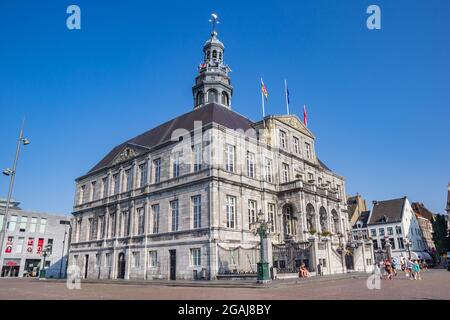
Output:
[
  {"left": 306, "top": 204, "right": 316, "bottom": 232},
  {"left": 221, "top": 92, "right": 229, "bottom": 106},
  {"left": 219, "top": 52, "right": 222, "bottom": 61},
  {"left": 207, "top": 90, "right": 218, "bottom": 103},
  {"left": 319, "top": 207, "right": 328, "bottom": 233},
  {"left": 206, "top": 51, "right": 210, "bottom": 60},
  {"left": 196, "top": 92, "right": 204, "bottom": 106},
  {"left": 212, "top": 50, "right": 217, "bottom": 59}
]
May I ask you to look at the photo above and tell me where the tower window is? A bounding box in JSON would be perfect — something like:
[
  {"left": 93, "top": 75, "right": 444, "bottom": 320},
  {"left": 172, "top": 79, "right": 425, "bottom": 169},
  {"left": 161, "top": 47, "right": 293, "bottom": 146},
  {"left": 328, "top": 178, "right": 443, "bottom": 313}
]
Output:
[
  {"left": 212, "top": 50, "right": 217, "bottom": 59},
  {"left": 206, "top": 51, "right": 210, "bottom": 60},
  {"left": 207, "top": 90, "right": 218, "bottom": 103},
  {"left": 196, "top": 92, "right": 204, "bottom": 106},
  {"left": 221, "top": 92, "right": 229, "bottom": 106},
  {"left": 219, "top": 52, "right": 222, "bottom": 61}
]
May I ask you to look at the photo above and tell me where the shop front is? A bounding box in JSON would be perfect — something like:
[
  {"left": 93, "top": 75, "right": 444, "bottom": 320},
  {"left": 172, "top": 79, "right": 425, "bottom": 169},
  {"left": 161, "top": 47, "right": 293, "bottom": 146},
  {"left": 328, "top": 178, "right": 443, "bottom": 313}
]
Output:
[{"left": 1, "top": 259, "right": 21, "bottom": 277}]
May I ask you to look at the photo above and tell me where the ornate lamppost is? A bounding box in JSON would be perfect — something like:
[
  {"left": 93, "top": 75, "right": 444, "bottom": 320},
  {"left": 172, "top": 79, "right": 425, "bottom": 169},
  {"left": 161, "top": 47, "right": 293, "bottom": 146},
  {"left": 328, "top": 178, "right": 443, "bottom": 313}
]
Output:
[
  {"left": 251, "top": 210, "right": 272, "bottom": 283},
  {"left": 39, "top": 245, "right": 52, "bottom": 280}
]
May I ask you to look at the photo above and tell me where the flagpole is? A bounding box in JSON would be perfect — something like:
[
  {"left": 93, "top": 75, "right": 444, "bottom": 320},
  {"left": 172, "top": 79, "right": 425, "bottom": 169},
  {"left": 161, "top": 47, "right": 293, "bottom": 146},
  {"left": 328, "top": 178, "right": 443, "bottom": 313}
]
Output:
[
  {"left": 261, "top": 90, "right": 265, "bottom": 118},
  {"left": 285, "top": 79, "right": 289, "bottom": 115}
]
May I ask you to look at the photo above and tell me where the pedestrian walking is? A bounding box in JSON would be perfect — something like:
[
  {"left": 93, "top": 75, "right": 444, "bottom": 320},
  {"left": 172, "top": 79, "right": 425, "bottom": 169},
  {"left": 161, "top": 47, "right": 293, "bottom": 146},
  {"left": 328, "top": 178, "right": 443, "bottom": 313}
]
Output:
[{"left": 385, "top": 259, "right": 393, "bottom": 280}]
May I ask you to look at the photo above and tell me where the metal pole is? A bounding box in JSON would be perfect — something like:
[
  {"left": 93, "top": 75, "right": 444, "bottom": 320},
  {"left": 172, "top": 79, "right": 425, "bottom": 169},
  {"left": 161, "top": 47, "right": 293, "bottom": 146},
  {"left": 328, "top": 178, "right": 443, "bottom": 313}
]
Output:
[
  {"left": 59, "top": 229, "right": 67, "bottom": 278},
  {"left": 0, "top": 120, "right": 25, "bottom": 266},
  {"left": 64, "top": 223, "right": 72, "bottom": 278}
]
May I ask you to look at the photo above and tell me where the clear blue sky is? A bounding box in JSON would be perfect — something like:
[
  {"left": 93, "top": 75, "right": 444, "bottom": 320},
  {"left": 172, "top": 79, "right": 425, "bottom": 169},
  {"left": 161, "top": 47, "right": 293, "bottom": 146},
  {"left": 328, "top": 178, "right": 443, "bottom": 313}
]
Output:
[{"left": 0, "top": 0, "right": 449, "bottom": 215}]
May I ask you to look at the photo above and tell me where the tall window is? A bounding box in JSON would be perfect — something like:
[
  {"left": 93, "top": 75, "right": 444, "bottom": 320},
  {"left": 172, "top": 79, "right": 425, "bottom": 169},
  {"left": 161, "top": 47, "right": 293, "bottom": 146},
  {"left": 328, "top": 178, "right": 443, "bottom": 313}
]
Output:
[
  {"left": 137, "top": 207, "right": 145, "bottom": 235},
  {"left": 264, "top": 158, "right": 273, "bottom": 183},
  {"left": 30, "top": 217, "right": 37, "bottom": 233},
  {"left": 284, "top": 206, "right": 293, "bottom": 235},
  {"left": 246, "top": 151, "right": 255, "bottom": 178},
  {"left": 268, "top": 203, "right": 276, "bottom": 233},
  {"left": 8, "top": 215, "right": 17, "bottom": 232},
  {"left": 248, "top": 200, "right": 257, "bottom": 227},
  {"left": 109, "top": 213, "right": 116, "bottom": 238},
  {"left": 102, "top": 177, "right": 109, "bottom": 198},
  {"left": 153, "top": 159, "right": 161, "bottom": 183},
  {"left": 121, "top": 211, "right": 130, "bottom": 236},
  {"left": 173, "top": 151, "right": 182, "bottom": 178},
  {"left": 99, "top": 216, "right": 105, "bottom": 239},
  {"left": 113, "top": 173, "right": 120, "bottom": 195},
  {"left": 149, "top": 251, "right": 158, "bottom": 267},
  {"left": 39, "top": 218, "right": 47, "bottom": 233},
  {"left": 398, "top": 237, "right": 405, "bottom": 249},
  {"left": 387, "top": 227, "right": 393, "bottom": 236},
  {"left": 225, "top": 144, "right": 235, "bottom": 172},
  {"left": 196, "top": 92, "right": 204, "bottom": 106},
  {"left": 305, "top": 142, "right": 312, "bottom": 159},
  {"left": 396, "top": 226, "right": 402, "bottom": 235},
  {"left": 192, "top": 196, "right": 201, "bottom": 229},
  {"left": 378, "top": 227, "right": 385, "bottom": 237},
  {"left": 124, "top": 169, "right": 132, "bottom": 191},
  {"left": 282, "top": 163, "right": 290, "bottom": 183},
  {"left": 190, "top": 248, "right": 201, "bottom": 266},
  {"left": 19, "top": 216, "right": 27, "bottom": 232},
  {"left": 221, "top": 92, "right": 229, "bottom": 106},
  {"left": 132, "top": 252, "right": 140, "bottom": 268},
  {"left": 193, "top": 144, "right": 202, "bottom": 172},
  {"left": 207, "top": 90, "right": 218, "bottom": 103},
  {"left": 151, "top": 204, "right": 160, "bottom": 234},
  {"left": 78, "top": 185, "right": 85, "bottom": 204},
  {"left": 226, "top": 196, "right": 236, "bottom": 229},
  {"left": 170, "top": 200, "right": 179, "bottom": 232},
  {"left": 293, "top": 137, "right": 300, "bottom": 154},
  {"left": 16, "top": 237, "right": 24, "bottom": 253},
  {"left": 279, "top": 130, "right": 287, "bottom": 149},
  {"left": 139, "top": 163, "right": 148, "bottom": 188},
  {"left": 90, "top": 181, "right": 97, "bottom": 201}
]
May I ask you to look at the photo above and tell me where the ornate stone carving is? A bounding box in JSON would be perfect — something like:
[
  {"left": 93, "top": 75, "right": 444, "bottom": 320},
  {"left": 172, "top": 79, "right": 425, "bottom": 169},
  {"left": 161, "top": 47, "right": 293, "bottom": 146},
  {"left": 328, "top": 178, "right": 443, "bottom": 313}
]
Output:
[
  {"left": 112, "top": 147, "right": 137, "bottom": 165},
  {"left": 278, "top": 116, "right": 314, "bottom": 138}
]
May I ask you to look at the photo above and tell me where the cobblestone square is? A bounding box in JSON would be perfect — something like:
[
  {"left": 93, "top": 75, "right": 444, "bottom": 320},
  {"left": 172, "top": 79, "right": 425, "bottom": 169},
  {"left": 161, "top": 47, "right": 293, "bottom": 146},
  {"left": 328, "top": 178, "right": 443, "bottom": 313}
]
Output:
[{"left": 0, "top": 269, "right": 449, "bottom": 300}]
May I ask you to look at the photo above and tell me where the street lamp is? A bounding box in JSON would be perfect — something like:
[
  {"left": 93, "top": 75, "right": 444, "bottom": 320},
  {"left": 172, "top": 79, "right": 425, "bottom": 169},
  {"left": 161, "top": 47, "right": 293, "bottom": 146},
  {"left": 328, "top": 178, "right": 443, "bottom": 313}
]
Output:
[
  {"left": 0, "top": 120, "right": 30, "bottom": 266},
  {"left": 250, "top": 209, "right": 272, "bottom": 283},
  {"left": 405, "top": 237, "right": 412, "bottom": 259},
  {"left": 39, "top": 245, "right": 52, "bottom": 280}
]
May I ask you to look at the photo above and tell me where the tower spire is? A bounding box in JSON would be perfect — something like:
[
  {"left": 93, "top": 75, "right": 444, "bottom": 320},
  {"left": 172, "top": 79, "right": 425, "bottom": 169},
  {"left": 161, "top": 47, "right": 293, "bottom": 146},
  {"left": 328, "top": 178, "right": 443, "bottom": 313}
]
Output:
[{"left": 192, "top": 13, "right": 233, "bottom": 110}]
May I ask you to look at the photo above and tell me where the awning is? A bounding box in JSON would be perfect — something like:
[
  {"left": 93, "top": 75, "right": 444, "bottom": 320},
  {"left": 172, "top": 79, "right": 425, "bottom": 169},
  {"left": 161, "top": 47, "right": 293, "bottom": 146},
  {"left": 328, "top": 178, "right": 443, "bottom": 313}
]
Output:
[{"left": 410, "top": 252, "right": 433, "bottom": 261}]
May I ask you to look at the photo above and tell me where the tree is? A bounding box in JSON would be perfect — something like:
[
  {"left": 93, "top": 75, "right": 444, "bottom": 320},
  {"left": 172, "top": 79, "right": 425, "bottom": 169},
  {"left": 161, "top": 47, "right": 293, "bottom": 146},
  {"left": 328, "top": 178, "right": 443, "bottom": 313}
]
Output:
[{"left": 432, "top": 215, "right": 450, "bottom": 255}]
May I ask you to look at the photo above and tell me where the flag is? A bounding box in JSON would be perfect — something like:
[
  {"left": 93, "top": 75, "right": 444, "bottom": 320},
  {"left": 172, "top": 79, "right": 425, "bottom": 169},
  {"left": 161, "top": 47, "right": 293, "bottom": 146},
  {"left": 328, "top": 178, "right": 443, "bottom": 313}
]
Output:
[
  {"left": 286, "top": 83, "right": 290, "bottom": 105},
  {"left": 303, "top": 104, "right": 308, "bottom": 127},
  {"left": 261, "top": 78, "right": 268, "bottom": 100},
  {"left": 285, "top": 79, "right": 290, "bottom": 114}
]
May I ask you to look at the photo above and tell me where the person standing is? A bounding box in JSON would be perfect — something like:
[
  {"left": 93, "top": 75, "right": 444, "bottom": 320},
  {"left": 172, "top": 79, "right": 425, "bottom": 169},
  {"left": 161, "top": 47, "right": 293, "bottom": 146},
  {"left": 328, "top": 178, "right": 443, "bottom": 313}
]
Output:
[
  {"left": 406, "top": 258, "right": 414, "bottom": 280},
  {"left": 413, "top": 260, "right": 422, "bottom": 280}
]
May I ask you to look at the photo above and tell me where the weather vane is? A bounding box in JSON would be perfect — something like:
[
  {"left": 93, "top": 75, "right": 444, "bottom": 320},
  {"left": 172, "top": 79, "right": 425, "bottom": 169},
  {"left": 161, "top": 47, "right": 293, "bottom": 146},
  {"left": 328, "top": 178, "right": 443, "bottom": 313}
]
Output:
[{"left": 209, "top": 13, "right": 220, "bottom": 33}]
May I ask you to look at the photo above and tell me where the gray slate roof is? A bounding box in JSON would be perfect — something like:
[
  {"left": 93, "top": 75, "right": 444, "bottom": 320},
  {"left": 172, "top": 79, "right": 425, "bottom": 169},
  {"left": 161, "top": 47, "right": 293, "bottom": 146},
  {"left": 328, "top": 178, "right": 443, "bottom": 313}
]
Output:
[
  {"left": 88, "top": 103, "right": 255, "bottom": 174},
  {"left": 368, "top": 197, "right": 406, "bottom": 225}
]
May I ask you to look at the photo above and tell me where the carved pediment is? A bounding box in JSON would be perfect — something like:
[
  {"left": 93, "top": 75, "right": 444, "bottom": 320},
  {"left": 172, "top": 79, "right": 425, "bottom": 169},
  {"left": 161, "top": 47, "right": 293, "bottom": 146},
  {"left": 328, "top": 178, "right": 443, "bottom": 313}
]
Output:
[
  {"left": 112, "top": 146, "right": 137, "bottom": 165},
  {"left": 277, "top": 116, "right": 314, "bottom": 139}
]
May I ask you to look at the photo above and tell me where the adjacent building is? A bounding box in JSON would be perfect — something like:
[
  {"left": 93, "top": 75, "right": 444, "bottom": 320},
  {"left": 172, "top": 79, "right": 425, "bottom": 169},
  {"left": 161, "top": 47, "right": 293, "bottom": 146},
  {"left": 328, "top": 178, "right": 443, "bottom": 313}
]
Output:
[
  {"left": 0, "top": 199, "right": 71, "bottom": 278},
  {"left": 68, "top": 17, "right": 372, "bottom": 281},
  {"left": 367, "top": 197, "right": 432, "bottom": 263},
  {"left": 411, "top": 202, "right": 436, "bottom": 253},
  {"left": 347, "top": 194, "right": 368, "bottom": 227},
  {"left": 446, "top": 183, "right": 450, "bottom": 230},
  {"left": 351, "top": 210, "right": 370, "bottom": 242}
]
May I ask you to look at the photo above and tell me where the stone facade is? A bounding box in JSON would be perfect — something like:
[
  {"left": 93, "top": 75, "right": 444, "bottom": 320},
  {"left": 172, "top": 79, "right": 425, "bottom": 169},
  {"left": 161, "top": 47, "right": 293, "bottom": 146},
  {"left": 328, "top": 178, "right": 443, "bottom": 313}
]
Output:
[{"left": 68, "top": 19, "right": 372, "bottom": 281}]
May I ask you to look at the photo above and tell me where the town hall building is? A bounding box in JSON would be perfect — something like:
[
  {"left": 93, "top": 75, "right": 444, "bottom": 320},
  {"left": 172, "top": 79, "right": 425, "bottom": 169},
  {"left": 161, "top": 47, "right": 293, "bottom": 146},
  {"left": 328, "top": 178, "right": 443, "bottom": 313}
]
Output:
[{"left": 68, "top": 16, "right": 373, "bottom": 280}]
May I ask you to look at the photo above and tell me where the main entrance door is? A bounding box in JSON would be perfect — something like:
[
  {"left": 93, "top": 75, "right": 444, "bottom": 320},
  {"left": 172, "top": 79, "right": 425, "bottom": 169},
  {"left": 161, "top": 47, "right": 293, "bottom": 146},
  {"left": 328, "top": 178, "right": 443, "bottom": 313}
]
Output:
[
  {"left": 169, "top": 250, "right": 176, "bottom": 280},
  {"left": 117, "top": 253, "right": 126, "bottom": 279},
  {"left": 345, "top": 253, "right": 354, "bottom": 270}
]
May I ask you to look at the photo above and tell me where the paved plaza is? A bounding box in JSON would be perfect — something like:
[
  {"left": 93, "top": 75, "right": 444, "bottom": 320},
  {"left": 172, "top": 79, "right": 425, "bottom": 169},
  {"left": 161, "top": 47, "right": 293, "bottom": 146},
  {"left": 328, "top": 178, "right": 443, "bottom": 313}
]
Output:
[{"left": 0, "top": 269, "right": 449, "bottom": 300}]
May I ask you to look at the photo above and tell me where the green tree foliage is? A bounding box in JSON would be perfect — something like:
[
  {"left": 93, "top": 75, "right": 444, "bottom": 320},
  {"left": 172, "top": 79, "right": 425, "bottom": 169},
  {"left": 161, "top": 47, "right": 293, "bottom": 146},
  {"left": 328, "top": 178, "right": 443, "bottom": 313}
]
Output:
[{"left": 432, "top": 215, "right": 450, "bottom": 255}]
